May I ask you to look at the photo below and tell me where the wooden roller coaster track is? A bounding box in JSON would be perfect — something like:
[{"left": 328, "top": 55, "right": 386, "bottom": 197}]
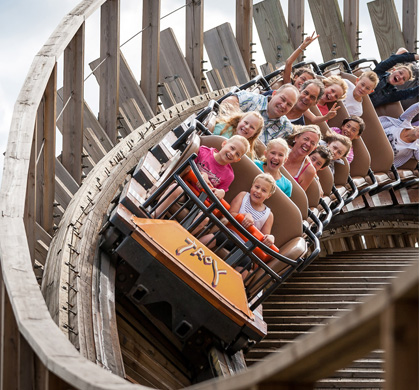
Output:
[{"left": 0, "top": 1, "right": 418, "bottom": 389}]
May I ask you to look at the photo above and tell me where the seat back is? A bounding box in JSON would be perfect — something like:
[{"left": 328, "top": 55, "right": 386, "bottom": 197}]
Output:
[
  {"left": 317, "top": 166, "right": 334, "bottom": 196},
  {"left": 200, "top": 135, "right": 303, "bottom": 248},
  {"left": 340, "top": 72, "right": 394, "bottom": 173},
  {"left": 306, "top": 178, "right": 321, "bottom": 208},
  {"left": 280, "top": 166, "right": 309, "bottom": 219},
  {"left": 350, "top": 137, "right": 371, "bottom": 177},
  {"left": 333, "top": 157, "right": 350, "bottom": 186}
]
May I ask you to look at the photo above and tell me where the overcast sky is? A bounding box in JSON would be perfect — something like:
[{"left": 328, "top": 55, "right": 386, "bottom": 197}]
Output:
[{"left": 0, "top": 0, "right": 404, "bottom": 184}]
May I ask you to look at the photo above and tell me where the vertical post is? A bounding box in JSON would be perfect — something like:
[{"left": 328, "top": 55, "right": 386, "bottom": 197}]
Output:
[
  {"left": 382, "top": 299, "right": 419, "bottom": 390},
  {"left": 288, "top": 0, "right": 305, "bottom": 59},
  {"left": 236, "top": 0, "right": 253, "bottom": 76},
  {"left": 63, "top": 24, "right": 85, "bottom": 185},
  {"left": 403, "top": 0, "right": 418, "bottom": 52},
  {"left": 41, "top": 66, "right": 57, "bottom": 235},
  {"left": 186, "top": 0, "right": 204, "bottom": 91},
  {"left": 100, "top": 0, "right": 120, "bottom": 144},
  {"left": 141, "top": 0, "right": 160, "bottom": 114},
  {"left": 344, "top": 0, "right": 360, "bottom": 60}
]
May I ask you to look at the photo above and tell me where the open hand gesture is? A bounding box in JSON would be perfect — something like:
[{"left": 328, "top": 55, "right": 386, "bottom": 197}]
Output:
[
  {"left": 326, "top": 102, "right": 340, "bottom": 120},
  {"left": 300, "top": 31, "right": 319, "bottom": 51}
]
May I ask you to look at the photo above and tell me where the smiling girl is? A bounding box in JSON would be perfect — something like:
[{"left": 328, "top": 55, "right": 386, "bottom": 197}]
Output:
[
  {"left": 254, "top": 138, "right": 293, "bottom": 197},
  {"left": 213, "top": 111, "right": 264, "bottom": 158}
]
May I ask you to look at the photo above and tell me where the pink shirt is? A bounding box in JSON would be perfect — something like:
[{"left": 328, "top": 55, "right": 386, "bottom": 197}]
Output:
[
  {"left": 195, "top": 146, "right": 234, "bottom": 192},
  {"left": 317, "top": 103, "right": 329, "bottom": 117},
  {"left": 331, "top": 127, "right": 354, "bottom": 163}
]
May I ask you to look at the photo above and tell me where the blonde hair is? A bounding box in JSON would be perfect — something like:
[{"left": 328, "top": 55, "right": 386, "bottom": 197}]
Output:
[
  {"left": 216, "top": 111, "right": 264, "bottom": 157},
  {"left": 359, "top": 70, "right": 379, "bottom": 88},
  {"left": 252, "top": 173, "right": 277, "bottom": 195},
  {"left": 287, "top": 124, "right": 322, "bottom": 146},
  {"left": 261, "top": 138, "right": 290, "bottom": 164},
  {"left": 227, "top": 134, "right": 250, "bottom": 154},
  {"left": 393, "top": 64, "right": 414, "bottom": 80},
  {"left": 322, "top": 75, "right": 348, "bottom": 100}
]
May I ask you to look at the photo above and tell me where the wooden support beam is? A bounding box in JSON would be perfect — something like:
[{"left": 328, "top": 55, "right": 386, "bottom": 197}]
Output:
[
  {"left": 308, "top": 0, "right": 353, "bottom": 62},
  {"left": 204, "top": 23, "right": 250, "bottom": 84},
  {"left": 159, "top": 28, "right": 199, "bottom": 98},
  {"left": 343, "top": 0, "right": 360, "bottom": 60},
  {"left": 186, "top": 0, "right": 204, "bottom": 91},
  {"left": 40, "top": 67, "right": 57, "bottom": 236},
  {"left": 99, "top": 0, "right": 120, "bottom": 144},
  {"left": 25, "top": 122, "right": 36, "bottom": 265},
  {"left": 63, "top": 24, "right": 84, "bottom": 185},
  {"left": 402, "top": 0, "right": 418, "bottom": 52},
  {"left": 236, "top": 0, "right": 253, "bottom": 76},
  {"left": 288, "top": 0, "right": 305, "bottom": 61},
  {"left": 141, "top": 0, "right": 160, "bottom": 114},
  {"left": 253, "top": 0, "right": 294, "bottom": 66},
  {"left": 382, "top": 299, "right": 419, "bottom": 390},
  {"left": 367, "top": 0, "right": 405, "bottom": 60}
]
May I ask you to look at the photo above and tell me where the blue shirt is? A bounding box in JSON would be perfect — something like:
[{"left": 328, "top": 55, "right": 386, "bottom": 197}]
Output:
[{"left": 254, "top": 160, "right": 293, "bottom": 197}]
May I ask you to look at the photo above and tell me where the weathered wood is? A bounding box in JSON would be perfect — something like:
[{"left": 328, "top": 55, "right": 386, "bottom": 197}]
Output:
[
  {"left": 160, "top": 28, "right": 199, "bottom": 98},
  {"left": 120, "top": 98, "right": 146, "bottom": 133},
  {"left": 204, "top": 22, "right": 250, "bottom": 84},
  {"left": 260, "top": 62, "right": 275, "bottom": 76},
  {"left": 344, "top": 0, "right": 360, "bottom": 59},
  {"left": 236, "top": 0, "right": 253, "bottom": 76},
  {"left": 206, "top": 69, "right": 225, "bottom": 90},
  {"left": 186, "top": 0, "right": 204, "bottom": 92},
  {"left": 253, "top": 0, "right": 293, "bottom": 67},
  {"left": 308, "top": 0, "right": 353, "bottom": 62},
  {"left": 402, "top": 0, "right": 418, "bottom": 52},
  {"left": 141, "top": 0, "right": 160, "bottom": 114},
  {"left": 288, "top": 0, "right": 305, "bottom": 61},
  {"left": 63, "top": 24, "right": 85, "bottom": 185},
  {"left": 220, "top": 65, "right": 240, "bottom": 88},
  {"left": 164, "top": 77, "right": 190, "bottom": 104},
  {"left": 367, "top": 0, "right": 405, "bottom": 60},
  {"left": 99, "top": 0, "right": 120, "bottom": 144},
  {"left": 158, "top": 83, "right": 177, "bottom": 110},
  {"left": 25, "top": 124, "right": 36, "bottom": 265}
]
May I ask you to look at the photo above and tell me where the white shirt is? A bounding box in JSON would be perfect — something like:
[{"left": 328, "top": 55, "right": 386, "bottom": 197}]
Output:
[{"left": 343, "top": 79, "right": 363, "bottom": 116}]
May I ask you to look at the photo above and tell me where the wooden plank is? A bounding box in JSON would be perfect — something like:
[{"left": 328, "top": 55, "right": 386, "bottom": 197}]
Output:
[
  {"left": 220, "top": 66, "right": 240, "bottom": 88},
  {"left": 25, "top": 130, "right": 36, "bottom": 265},
  {"left": 260, "top": 62, "right": 275, "bottom": 76},
  {"left": 206, "top": 69, "right": 225, "bottom": 90},
  {"left": 236, "top": 0, "right": 253, "bottom": 76},
  {"left": 308, "top": 0, "right": 353, "bottom": 62},
  {"left": 99, "top": 0, "right": 120, "bottom": 144},
  {"left": 204, "top": 22, "right": 250, "bottom": 84},
  {"left": 157, "top": 83, "right": 177, "bottom": 110},
  {"left": 63, "top": 24, "right": 84, "bottom": 185},
  {"left": 141, "top": 0, "right": 160, "bottom": 114},
  {"left": 164, "top": 77, "right": 190, "bottom": 104},
  {"left": 402, "top": 0, "right": 418, "bottom": 52},
  {"left": 288, "top": 0, "right": 305, "bottom": 61},
  {"left": 367, "top": 0, "right": 405, "bottom": 60},
  {"left": 186, "top": 0, "right": 204, "bottom": 90},
  {"left": 343, "top": 0, "right": 360, "bottom": 59},
  {"left": 120, "top": 98, "right": 146, "bottom": 133},
  {"left": 118, "top": 106, "right": 135, "bottom": 137},
  {"left": 159, "top": 28, "right": 199, "bottom": 98},
  {"left": 253, "top": 0, "right": 294, "bottom": 66},
  {"left": 382, "top": 300, "right": 419, "bottom": 390}
]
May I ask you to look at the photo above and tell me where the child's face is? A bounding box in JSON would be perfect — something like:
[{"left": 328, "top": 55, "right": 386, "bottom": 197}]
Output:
[
  {"left": 250, "top": 178, "right": 272, "bottom": 205},
  {"left": 341, "top": 120, "right": 361, "bottom": 140},
  {"left": 323, "top": 84, "right": 344, "bottom": 102},
  {"left": 354, "top": 76, "right": 376, "bottom": 98},
  {"left": 293, "top": 71, "right": 314, "bottom": 90},
  {"left": 388, "top": 68, "right": 410, "bottom": 86},
  {"left": 218, "top": 138, "right": 247, "bottom": 165},
  {"left": 237, "top": 114, "right": 260, "bottom": 139},
  {"left": 265, "top": 144, "right": 288, "bottom": 171},
  {"left": 328, "top": 140, "right": 348, "bottom": 160},
  {"left": 309, "top": 153, "right": 327, "bottom": 171}
]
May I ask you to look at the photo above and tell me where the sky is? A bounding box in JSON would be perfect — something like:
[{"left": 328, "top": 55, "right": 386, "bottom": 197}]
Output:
[{"left": 0, "top": 0, "right": 405, "bottom": 184}]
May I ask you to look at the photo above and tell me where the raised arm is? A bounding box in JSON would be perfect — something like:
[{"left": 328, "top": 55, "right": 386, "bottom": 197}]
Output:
[
  {"left": 304, "top": 103, "right": 340, "bottom": 124},
  {"left": 374, "top": 52, "right": 419, "bottom": 75},
  {"left": 283, "top": 32, "right": 319, "bottom": 84},
  {"left": 400, "top": 102, "right": 419, "bottom": 122}
]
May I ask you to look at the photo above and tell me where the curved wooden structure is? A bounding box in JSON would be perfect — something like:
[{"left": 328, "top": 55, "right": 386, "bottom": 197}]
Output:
[{"left": 0, "top": 1, "right": 418, "bottom": 389}]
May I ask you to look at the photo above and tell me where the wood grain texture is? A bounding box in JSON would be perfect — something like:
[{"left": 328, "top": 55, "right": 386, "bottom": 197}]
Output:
[
  {"left": 253, "top": 0, "right": 293, "bottom": 67},
  {"left": 308, "top": 0, "right": 353, "bottom": 62},
  {"left": 368, "top": 0, "right": 405, "bottom": 60}
]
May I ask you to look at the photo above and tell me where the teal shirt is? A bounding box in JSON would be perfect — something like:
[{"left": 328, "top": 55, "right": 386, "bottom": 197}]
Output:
[
  {"left": 213, "top": 122, "right": 234, "bottom": 138},
  {"left": 254, "top": 160, "right": 293, "bottom": 198}
]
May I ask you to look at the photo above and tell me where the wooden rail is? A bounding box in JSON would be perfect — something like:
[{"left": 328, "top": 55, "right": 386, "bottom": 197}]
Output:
[{"left": 0, "top": 0, "right": 418, "bottom": 389}]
